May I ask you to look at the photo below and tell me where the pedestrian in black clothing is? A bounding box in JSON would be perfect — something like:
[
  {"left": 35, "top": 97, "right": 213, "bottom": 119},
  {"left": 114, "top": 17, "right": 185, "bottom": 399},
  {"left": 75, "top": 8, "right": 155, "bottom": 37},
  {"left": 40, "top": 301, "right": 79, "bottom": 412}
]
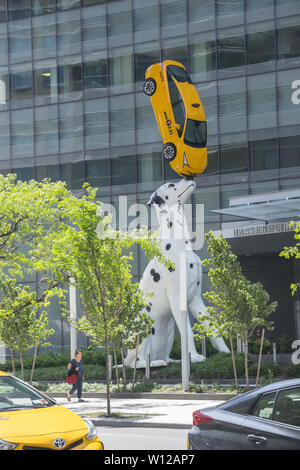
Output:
[{"left": 67, "top": 349, "right": 85, "bottom": 402}]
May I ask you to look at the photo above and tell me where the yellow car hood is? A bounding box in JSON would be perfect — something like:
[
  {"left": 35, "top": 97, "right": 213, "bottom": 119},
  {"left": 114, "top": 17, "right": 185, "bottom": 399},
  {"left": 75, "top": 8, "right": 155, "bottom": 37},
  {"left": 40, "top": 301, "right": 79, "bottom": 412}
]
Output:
[{"left": 0, "top": 405, "right": 87, "bottom": 440}]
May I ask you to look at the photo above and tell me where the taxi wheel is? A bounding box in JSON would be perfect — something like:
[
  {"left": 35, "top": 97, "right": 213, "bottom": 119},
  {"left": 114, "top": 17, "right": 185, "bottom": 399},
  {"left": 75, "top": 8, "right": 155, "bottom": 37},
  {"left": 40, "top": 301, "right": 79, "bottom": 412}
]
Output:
[
  {"left": 143, "top": 78, "right": 156, "bottom": 96},
  {"left": 163, "top": 143, "right": 177, "bottom": 161}
]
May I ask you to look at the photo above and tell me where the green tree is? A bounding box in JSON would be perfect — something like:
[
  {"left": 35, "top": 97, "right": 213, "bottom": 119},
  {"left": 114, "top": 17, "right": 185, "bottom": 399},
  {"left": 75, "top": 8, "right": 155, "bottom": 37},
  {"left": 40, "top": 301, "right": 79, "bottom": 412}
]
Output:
[
  {"left": 0, "top": 175, "right": 77, "bottom": 372},
  {"left": 60, "top": 184, "right": 170, "bottom": 415},
  {"left": 194, "top": 232, "right": 276, "bottom": 388},
  {"left": 280, "top": 218, "right": 300, "bottom": 295}
]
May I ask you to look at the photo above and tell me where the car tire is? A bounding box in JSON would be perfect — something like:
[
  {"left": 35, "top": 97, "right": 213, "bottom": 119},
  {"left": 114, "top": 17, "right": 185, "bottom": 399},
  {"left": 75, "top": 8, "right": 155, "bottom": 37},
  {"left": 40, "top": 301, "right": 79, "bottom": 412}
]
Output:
[
  {"left": 143, "top": 78, "right": 156, "bottom": 96},
  {"left": 163, "top": 143, "right": 177, "bottom": 162}
]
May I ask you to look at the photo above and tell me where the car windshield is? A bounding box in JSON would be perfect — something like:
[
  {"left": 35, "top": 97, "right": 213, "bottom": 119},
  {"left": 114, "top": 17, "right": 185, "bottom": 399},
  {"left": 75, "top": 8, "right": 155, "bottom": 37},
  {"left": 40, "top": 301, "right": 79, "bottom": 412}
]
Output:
[
  {"left": 0, "top": 376, "right": 54, "bottom": 411},
  {"left": 167, "top": 65, "right": 193, "bottom": 84},
  {"left": 184, "top": 120, "right": 207, "bottom": 148}
]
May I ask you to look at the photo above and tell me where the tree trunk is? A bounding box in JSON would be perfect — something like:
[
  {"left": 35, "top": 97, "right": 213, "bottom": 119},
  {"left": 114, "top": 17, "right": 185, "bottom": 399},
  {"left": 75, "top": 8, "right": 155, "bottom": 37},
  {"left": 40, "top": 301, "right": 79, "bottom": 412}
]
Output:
[
  {"left": 11, "top": 350, "right": 15, "bottom": 376},
  {"left": 132, "top": 335, "right": 139, "bottom": 391},
  {"left": 30, "top": 341, "right": 39, "bottom": 385},
  {"left": 256, "top": 328, "right": 265, "bottom": 387},
  {"left": 229, "top": 336, "right": 238, "bottom": 390},
  {"left": 121, "top": 346, "right": 127, "bottom": 391},
  {"left": 244, "top": 340, "right": 249, "bottom": 389},
  {"left": 113, "top": 345, "right": 119, "bottom": 387},
  {"left": 20, "top": 353, "right": 24, "bottom": 381},
  {"left": 104, "top": 335, "right": 111, "bottom": 416}
]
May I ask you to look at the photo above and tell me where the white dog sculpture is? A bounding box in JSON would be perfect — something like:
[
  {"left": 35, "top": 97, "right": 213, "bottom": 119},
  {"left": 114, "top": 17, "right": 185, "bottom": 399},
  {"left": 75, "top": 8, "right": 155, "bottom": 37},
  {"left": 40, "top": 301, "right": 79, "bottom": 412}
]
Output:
[{"left": 124, "top": 178, "right": 230, "bottom": 368}]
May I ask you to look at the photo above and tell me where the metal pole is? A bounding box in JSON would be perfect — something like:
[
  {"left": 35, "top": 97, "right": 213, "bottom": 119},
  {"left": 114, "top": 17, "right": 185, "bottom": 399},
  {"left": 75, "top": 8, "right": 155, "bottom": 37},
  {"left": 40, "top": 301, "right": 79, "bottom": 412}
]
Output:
[
  {"left": 146, "top": 353, "right": 150, "bottom": 380},
  {"left": 273, "top": 343, "right": 277, "bottom": 363},
  {"left": 69, "top": 279, "right": 77, "bottom": 358},
  {"left": 180, "top": 251, "right": 189, "bottom": 391}
]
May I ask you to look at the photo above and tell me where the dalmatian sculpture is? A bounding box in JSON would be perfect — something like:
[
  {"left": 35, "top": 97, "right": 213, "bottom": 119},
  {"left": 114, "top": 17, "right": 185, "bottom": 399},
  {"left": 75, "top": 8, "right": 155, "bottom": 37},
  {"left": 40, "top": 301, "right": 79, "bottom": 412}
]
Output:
[{"left": 124, "top": 178, "right": 230, "bottom": 368}]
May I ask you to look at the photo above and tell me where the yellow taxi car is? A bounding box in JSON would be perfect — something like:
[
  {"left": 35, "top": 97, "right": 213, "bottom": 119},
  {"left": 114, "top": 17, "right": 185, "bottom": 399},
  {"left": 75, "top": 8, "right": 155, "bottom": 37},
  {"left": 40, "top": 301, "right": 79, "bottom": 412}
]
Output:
[
  {"left": 0, "top": 370, "right": 103, "bottom": 450},
  {"left": 143, "top": 60, "right": 207, "bottom": 178}
]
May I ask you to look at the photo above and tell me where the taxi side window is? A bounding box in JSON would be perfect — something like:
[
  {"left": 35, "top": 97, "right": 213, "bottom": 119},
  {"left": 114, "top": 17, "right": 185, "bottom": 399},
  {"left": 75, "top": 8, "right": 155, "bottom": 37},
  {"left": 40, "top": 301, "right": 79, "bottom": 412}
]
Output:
[
  {"left": 167, "top": 74, "right": 185, "bottom": 137},
  {"left": 252, "top": 392, "right": 276, "bottom": 420}
]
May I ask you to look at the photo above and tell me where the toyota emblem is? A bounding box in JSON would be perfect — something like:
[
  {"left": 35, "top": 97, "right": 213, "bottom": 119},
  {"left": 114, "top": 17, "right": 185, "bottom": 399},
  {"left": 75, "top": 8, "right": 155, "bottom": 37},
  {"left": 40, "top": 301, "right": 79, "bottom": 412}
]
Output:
[{"left": 53, "top": 438, "right": 66, "bottom": 449}]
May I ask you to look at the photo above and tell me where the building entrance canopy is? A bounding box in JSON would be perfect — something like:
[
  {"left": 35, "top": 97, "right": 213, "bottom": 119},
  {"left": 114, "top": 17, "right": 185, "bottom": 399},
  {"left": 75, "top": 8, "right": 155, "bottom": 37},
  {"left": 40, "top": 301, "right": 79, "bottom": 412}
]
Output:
[{"left": 212, "top": 189, "right": 300, "bottom": 222}]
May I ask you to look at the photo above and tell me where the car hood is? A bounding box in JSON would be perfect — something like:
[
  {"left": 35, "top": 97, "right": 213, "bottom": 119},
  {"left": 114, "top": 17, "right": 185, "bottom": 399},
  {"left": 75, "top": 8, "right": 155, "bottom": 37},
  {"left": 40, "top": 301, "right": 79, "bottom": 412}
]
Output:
[{"left": 0, "top": 405, "right": 87, "bottom": 440}]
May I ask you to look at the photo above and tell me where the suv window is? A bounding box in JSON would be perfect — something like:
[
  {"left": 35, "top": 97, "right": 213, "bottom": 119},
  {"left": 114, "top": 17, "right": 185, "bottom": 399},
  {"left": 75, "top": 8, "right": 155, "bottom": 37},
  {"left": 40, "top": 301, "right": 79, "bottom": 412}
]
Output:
[
  {"left": 167, "top": 75, "right": 185, "bottom": 137},
  {"left": 184, "top": 120, "right": 207, "bottom": 148},
  {"left": 167, "top": 65, "right": 193, "bottom": 84},
  {"left": 273, "top": 387, "right": 300, "bottom": 427}
]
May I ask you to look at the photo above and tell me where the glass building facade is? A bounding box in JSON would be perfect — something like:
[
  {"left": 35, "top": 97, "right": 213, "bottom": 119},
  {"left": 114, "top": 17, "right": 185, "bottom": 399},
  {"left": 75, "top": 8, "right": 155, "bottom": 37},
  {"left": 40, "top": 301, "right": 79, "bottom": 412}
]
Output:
[{"left": 0, "top": 0, "right": 300, "bottom": 348}]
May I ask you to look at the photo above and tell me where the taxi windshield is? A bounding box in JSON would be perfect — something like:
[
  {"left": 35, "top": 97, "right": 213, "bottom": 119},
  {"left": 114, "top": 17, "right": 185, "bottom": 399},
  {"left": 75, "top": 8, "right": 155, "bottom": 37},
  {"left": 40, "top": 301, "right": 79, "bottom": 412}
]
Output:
[
  {"left": 166, "top": 65, "right": 193, "bottom": 84},
  {"left": 0, "top": 376, "right": 54, "bottom": 411},
  {"left": 184, "top": 120, "right": 207, "bottom": 148}
]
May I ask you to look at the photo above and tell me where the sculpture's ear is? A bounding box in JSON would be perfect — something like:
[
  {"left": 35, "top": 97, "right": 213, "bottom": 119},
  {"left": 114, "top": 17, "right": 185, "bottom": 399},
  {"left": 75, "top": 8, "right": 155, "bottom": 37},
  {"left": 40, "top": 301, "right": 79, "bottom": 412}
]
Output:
[{"left": 147, "top": 192, "right": 167, "bottom": 212}]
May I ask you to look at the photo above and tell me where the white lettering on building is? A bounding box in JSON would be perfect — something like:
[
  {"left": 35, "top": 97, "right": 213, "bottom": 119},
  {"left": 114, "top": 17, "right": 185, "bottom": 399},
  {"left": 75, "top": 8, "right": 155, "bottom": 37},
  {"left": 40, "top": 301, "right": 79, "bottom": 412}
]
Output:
[{"left": 291, "top": 80, "right": 300, "bottom": 105}]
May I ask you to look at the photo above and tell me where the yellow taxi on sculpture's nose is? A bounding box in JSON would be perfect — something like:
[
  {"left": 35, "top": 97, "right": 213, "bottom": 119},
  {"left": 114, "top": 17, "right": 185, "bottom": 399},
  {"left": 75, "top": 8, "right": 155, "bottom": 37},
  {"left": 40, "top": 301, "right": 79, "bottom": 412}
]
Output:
[
  {"left": 143, "top": 60, "right": 207, "bottom": 178},
  {"left": 0, "top": 370, "right": 103, "bottom": 450}
]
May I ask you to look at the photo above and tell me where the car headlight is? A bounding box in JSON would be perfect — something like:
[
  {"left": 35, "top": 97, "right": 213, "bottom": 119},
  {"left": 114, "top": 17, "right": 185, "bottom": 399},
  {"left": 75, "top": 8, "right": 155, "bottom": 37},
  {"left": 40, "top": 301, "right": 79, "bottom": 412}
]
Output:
[
  {"left": 0, "top": 439, "right": 18, "bottom": 450},
  {"left": 83, "top": 418, "right": 97, "bottom": 441}
]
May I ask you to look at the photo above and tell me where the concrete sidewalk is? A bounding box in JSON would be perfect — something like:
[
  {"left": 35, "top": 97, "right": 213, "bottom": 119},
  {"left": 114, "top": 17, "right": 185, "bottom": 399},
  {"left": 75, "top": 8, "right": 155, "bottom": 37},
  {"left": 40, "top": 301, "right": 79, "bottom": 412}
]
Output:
[{"left": 50, "top": 393, "right": 229, "bottom": 429}]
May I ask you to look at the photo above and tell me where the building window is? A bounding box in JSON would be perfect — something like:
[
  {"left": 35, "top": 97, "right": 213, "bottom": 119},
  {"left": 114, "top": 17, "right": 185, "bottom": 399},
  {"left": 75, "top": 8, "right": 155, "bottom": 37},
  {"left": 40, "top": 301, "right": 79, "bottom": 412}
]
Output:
[
  {"left": 190, "top": 39, "right": 216, "bottom": 82},
  {"left": 137, "top": 151, "right": 162, "bottom": 183},
  {"left": 247, "top": 30, "right": 275, "bottom": 65},
  {"left": 84, "top": 98, "right": 109, "bottom": 150},
  {"left": 57, "top": 10, "right": 81, "bottom": 57},
  {"left": 10, "top": 64, "right": 33, "bottom": 109},
  {"left": 250, "top": 139, "right": 279, "bottom": 171},
  {"left": 8, "top": 22, "right": 32, "bottom": 64},
  {"left": 34, "top": 60, "right": 58, "bottom": 106},
  {"left": 61, "top": 161, "right": 85, "bottom": 190},
  {"left": 59, "top": 102, "right": 83, "bottom": 154},
  {"left": 8, "top": 0, "right": 31, "bottom": 21},
  {"left": 110, "top": 95, "right": 135, "bottom": 147},
  {"left": 0, "top": 112, "right": 10, "bottom": 163},
  {"left": 32, "top": 15, "right": 56, "bottom": 61},
  {"left": 35, "top": 105, "right": 59, "bottom": 157},
  {"left": 280, "top": 135, "right": 300, "bottom": 169},
  {"left": 220, "top": 142, "right": 248, "bottom": 174},
  {"left": 277, "top": 25, "right": 300, "bottom": 61},
  {"left": 57, "top": 0, "right": 80, "bottom": 10},
  {"left": 83, "top": 56, "right": 108, "bottom": 96},
  {"left": 218, "top": 34, "right": 245, "bottom": 69},
  {"left": 85, "top": 159, "right": 110, "bottom": 188},
  {"left": 32, "top": 0, "right": 56, "bottom": 15},
  {"left": 82, "top": 7, "right": 107, "bottom": 53},
  {"left": 135, "top": 45, "right": 160, "bottom": 83},
  {"left": 58, "top": 60, "right": 82, "bottom": 101},
  {"left": 109, "top": 49, "right": 133, "bottom": 94},
  {"left": 111, "top": 155, "right": 137, "bottom": 186},
  {"left": 11, "top": 108, "right": 34, "bottom": 159}
]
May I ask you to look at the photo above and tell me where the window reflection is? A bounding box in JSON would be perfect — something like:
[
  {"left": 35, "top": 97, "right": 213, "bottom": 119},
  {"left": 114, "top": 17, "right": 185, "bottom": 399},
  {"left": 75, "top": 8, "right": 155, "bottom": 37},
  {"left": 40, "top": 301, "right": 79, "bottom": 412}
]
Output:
[
  {"left": 0, "top": 112, "right": 10, "bottom": 161},
  {"left": 109, "top": 49, "right": 133, "bottom": 94},
  {"left": 61, "top": 161, "right": 84, "bottom": 190},
  {"left": 36, "top": 164, "right": 60, "bottom": 182},
  {"left": 190, "top": 39, "right": 216, "bottom": 81},
  {"left": 135, "top": 47, "right": 160, "bottom": 83}
]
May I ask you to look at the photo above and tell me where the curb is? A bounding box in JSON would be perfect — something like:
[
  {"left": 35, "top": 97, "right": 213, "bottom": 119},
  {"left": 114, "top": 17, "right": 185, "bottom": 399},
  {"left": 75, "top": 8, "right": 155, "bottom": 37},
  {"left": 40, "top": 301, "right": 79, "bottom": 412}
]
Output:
[
  {"left": 48, "top": 392, "right": 235, "bottom": 400},
  {"left": 87, "top": 418, "right": 191, "bottom": 430}
]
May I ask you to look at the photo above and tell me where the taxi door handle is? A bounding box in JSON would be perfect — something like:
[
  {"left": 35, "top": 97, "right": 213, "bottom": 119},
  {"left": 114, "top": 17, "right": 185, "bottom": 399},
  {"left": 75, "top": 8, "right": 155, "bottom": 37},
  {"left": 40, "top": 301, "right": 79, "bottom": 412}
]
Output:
[{"left": 247, "top": 434, "right": 268, "bottom": 445}]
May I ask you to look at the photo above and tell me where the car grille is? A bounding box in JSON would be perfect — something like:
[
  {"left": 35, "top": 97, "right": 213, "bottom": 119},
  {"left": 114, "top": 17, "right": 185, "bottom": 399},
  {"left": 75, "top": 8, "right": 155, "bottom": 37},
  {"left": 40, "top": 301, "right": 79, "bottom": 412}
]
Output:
[{"left": 22, "top": 439, "right": 83, "bottom": 450}]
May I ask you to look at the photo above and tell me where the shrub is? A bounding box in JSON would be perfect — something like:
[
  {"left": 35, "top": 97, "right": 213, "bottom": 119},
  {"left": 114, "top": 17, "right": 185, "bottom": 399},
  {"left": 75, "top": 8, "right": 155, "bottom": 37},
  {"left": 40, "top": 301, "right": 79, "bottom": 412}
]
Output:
[{"left": 191, "top": 353, "right": 246, "bottom": 379}]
